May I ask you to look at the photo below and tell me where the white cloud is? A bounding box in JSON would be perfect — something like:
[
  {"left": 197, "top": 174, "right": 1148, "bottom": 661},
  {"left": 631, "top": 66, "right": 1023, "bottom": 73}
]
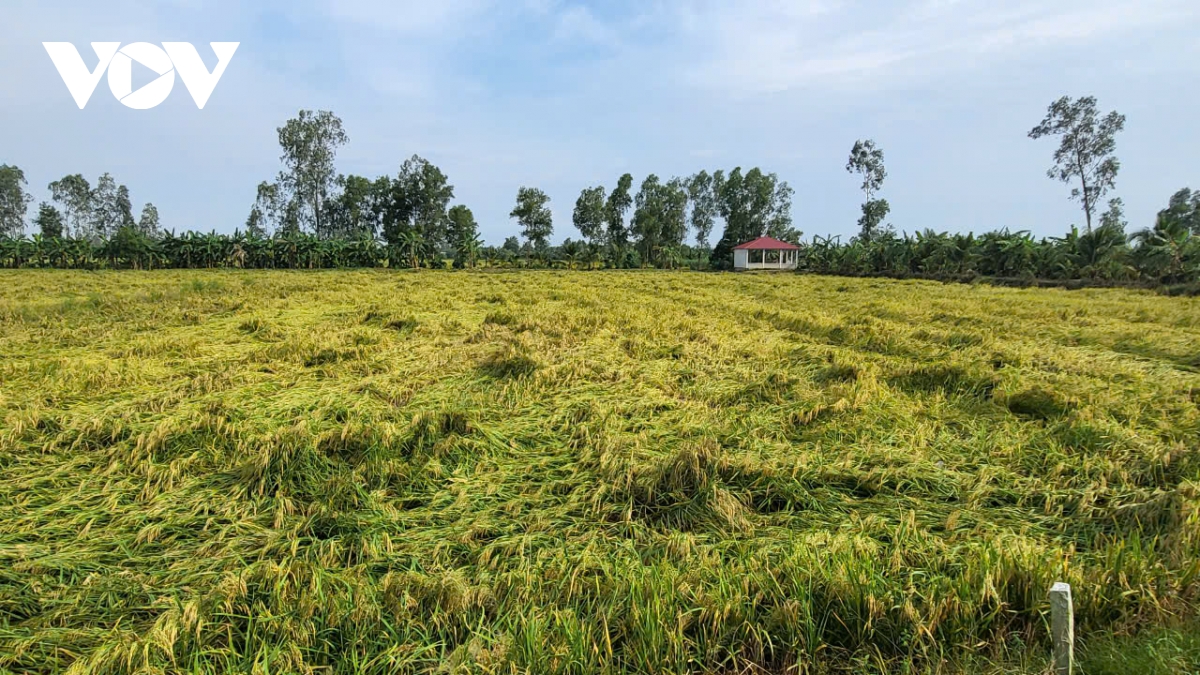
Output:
[{"left": 653, "top": 0, "right": 1200, "bottom": 94}]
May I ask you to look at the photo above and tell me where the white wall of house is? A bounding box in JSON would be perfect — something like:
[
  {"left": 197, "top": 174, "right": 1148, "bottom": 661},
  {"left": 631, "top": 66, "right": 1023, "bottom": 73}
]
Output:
[{"left": 734, "top": 249, "right": 798, "bottom": 270}]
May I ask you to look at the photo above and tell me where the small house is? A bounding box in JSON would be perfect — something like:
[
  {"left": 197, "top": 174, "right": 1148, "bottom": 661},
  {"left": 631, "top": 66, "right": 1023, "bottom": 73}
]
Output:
[{"left": 733, "top": 236, "right": 800, "bottom": 271}]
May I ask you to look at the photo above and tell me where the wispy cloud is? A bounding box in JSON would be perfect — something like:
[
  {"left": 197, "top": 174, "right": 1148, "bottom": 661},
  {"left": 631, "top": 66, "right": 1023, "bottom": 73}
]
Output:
[{"left": 649, "top": 0, "right": 1200, "bottom": 94}]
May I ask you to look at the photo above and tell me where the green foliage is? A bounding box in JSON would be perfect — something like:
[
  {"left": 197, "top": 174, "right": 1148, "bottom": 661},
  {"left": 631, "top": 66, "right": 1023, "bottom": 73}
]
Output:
[
  {"left": 709, "top": 167, "right": 794, "bottom": 268},
  {"left": 276, "top": 109, "right": 349, "bottom": 235},
  {"left": 385, "top": 156, "right": 455, "bottom": 252},
  {"left": 88, "top": 172, "right": 126, "bottom": 239},
  {"left": 0, "top": 164, "right": 32, "bottom": 237},
  {"left": 323, "top": 173, "right": 383, "bottom": 239},
  {"left": 448, "top": 204, "right": 481, "bottom": 268},
  {"left": 1158, "top": 188, "right": 1200, "bottom": 236},
  {"left": 605, "top": 173, "right": 634, "bottom": 250},
  {"left": 686, "top": 170, "right": 718, "bottom": 250},
  {"left": 1080, "top": 623, "right": 1200, "bottom": 675},
  {"left": 510, "top": 186, "right": 553, "bottom": 251},
  {"left": 48, "top": 173, "right": 92, "bottom": 238},
  {"left": 846, "top": 140, "right": 890, "bottom": 242},
  {"left": 846, "top": 139, "right": 887, "bottom": 200},
  {"left": 33, "top": 202, "right": 63, "bottom": 239},
  {"left": 137, "top": 203, "right": 160, "bottom": 237},
  {"left": 631, "top": 174, "right": 688, "bottom": 267},
  {"left": 573, "top": 185, "right": 607, "bottom": 243},
  {"left": 3, "top": 191, "right": 1199, "bottom": 284},
  {"left": 857, "top": 198, "right": 892, "bottom": 242},
  {"left": 1029, "top": 96, "right": 1126, "bottom": 231}
]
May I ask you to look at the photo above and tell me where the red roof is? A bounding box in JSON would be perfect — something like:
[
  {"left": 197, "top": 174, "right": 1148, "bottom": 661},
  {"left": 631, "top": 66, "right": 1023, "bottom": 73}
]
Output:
[{"left": 733, "top": 236, "right": 800, "bottom": 251}]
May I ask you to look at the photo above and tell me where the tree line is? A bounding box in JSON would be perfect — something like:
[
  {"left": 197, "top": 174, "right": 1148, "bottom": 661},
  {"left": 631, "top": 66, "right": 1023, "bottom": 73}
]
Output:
[{"left": 1, "top": 96, "right": 1197, "bottom": 286}]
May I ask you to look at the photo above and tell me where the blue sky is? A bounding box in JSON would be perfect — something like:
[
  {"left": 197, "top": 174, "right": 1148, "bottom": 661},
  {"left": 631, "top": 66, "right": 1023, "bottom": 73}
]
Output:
[{"left": 3, "top": 0, "right": 1198, "bottom": 245}]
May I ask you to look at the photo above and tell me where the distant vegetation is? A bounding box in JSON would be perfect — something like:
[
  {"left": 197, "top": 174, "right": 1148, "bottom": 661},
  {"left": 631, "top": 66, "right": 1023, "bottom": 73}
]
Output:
[
  {"left": 1, "top": 271, "right": 1198, "bottom": 673},
  {"left": 1, "top": 95, "right": 1197, "bottom": 285}
]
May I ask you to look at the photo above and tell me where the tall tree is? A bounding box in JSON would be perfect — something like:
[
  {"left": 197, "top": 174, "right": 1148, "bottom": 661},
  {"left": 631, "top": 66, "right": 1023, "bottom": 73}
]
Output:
[
  {"left": 855, "top": 200, "right": 891, "bottom": 242},
  {"left": 687, "top": 170, "right": 718, "bottom": 250},
  {"left": 709, "top": 168, "right": 794, "bottom": 267},
  {"left": 1029, "top": 96, "right": 1126, "bottom": 232},
  {"left": 382, "top": 155, "right": 454, "bottom": 252},
  {"left": 89, "top": 173, "right": 122, "bottom": 238},
  {"left": 846, "top": 139, "right": 890, "bottom": 241},
  {"left": 765, "top": 180, "right": 799, "bottom": 243},
  {"left": 632, "top": 175, "right": 689, "bottom": 266},
  {"left": 448, "top": 204, "right": 480, "bottom": 268},
  {"left": 245, "top": 206, "right": 264, "bottom": 238},
  {"left": 138, "top": 203, "right": 160, "bottom": 237},
  {"left": 0, "top": 164, "right": 33, "bottom": 237},
  {"left": 324, "top": 174, "right": 380, "bottom": 239},
  {"left": 276, "top": 110, "right": 349, "bottom": 235},
  {"left": 1099, "top": 198, "right": 1127, "bottom": 235},
  {"left": 34, "top": 203, "right": 64, "bottom": 239},
  {"left": 573, "top": 186, "right": 607, "bottom": 244},
  {"left": 48, "top": 174, "right": 92, "bottom": 238},
  {"left": 246, "top": 181, "right": 281, "bottom": 237},
  {"left": 510, "top": 187, "right": 553, "bottom": 251},
  {"left": 605, "top": 174, "right": 634, "bottom": 249},
  {"left": 846, "top": 140, "right": 886, "bottom": 201},
  {"left": 116, "top": 185, "right": 136, "bottom": 230}
]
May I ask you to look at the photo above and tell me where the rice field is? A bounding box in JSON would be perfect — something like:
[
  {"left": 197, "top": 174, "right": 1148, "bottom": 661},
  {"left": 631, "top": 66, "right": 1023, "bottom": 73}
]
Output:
[{"left": 1, "top": 269, "right": 1199, "bottom": 674}]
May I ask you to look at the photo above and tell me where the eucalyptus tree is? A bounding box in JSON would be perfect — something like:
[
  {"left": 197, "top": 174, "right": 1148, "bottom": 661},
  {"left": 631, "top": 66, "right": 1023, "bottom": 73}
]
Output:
[
  {"left": 34, "top": 203, "right": 64, "bottom": 239},
  {"left": 382, "top": 155, "right": 454, "bottom": 254},
  {"left": 324, "top": 174, "right": 381, "bottom": 239},
  {"left": 1029, "top": 96, "right": 1125, "bottom": 232},
  {"left": 686, "top": 170, "right": 718, "bottom": 250},
  {"left": 846, "top": 139, "right": 890, "bottom": 241},
  {"left": 244, "top": 208, "right": 265, "bottom": 239},
  {"left": 632, "top": 175, "right": 689, "bottom": 266},
  {"left": 605, "top": 174, "right": 634, "bottom": 251},
  {"left": 0, "top": 164, "right": 32, "bottom": 237},
  {"left": 89, "top": 173, "right": 123, "bottom": 238},
  {"left": 138, "top": 203, "right": 160, "bottom": 238},
  {"left": 49, "top": 174, "right": 92, "bottom": 238},
  {"left": 1099, "top": 198, "right": 1128, "bottom": 234},
  {"left": 246, "top": 181, "right": 282, "bottom": 238},
  {"left": 448, "top": 204, "right": 481, "bottom": 268},
  {"left": 276, "top": 110, "right": 349, "bottom": 235},
  {"left": 116, "top": 185, "right": 136, "bottom": 230},
  {"left": 709, "top": 167, "right": 794, "bottom": 267},
  {"left": 510, "top": 186, "right": 553, "bottom": 251},
  {"left": 573, "top": 185, "right": 607, "bottom": 244},
  {"left": 765, "top": 180, "right": 800, "bottom": 244}
]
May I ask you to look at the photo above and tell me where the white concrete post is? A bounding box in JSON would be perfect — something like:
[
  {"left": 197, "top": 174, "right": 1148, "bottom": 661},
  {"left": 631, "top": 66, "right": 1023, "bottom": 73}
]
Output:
[{"left": 1050, "top": 582, "right": 1074, "bottom": 675}]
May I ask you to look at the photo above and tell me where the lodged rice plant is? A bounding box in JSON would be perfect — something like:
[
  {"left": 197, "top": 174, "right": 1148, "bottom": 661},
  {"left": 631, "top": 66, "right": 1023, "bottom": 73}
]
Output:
[{"left": 0, "top": 269, "right": 1198, "bottom": 674}]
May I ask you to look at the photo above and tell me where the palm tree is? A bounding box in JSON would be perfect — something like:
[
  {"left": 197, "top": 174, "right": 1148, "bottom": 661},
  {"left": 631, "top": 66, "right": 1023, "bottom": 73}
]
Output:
[{"left": 1130, "top": 214, "right": 1199, "bottom": 283}]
